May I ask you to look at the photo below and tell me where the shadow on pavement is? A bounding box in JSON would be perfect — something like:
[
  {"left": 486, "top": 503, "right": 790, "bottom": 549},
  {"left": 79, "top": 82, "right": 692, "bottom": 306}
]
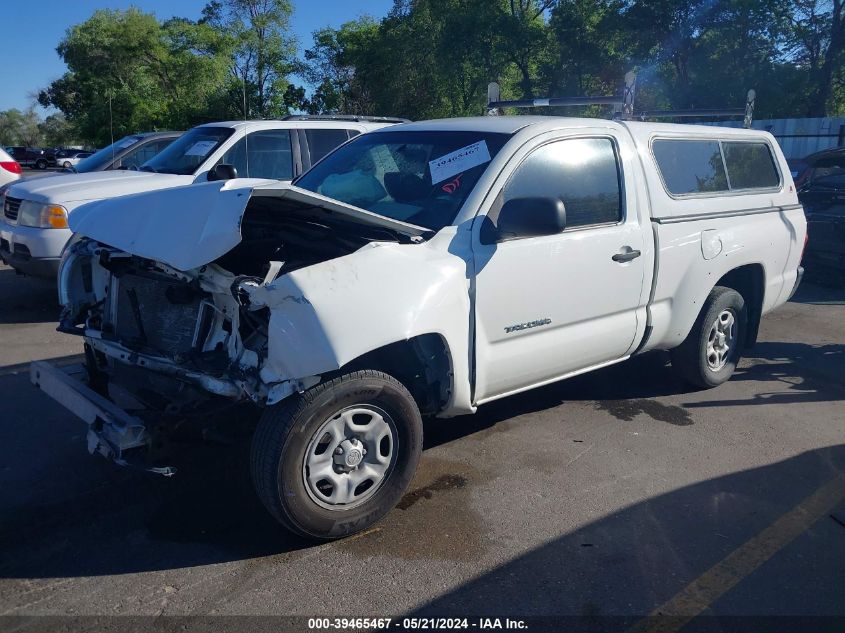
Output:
[
  {"left": 684, "top": 341, "right": 845, "bottom": 409},
  {"left": 0, "top": 353, "right": 312, "bottom": 579},
  {"left": 425, "top": 351, "right": 690, "bottom": 450},
  {"left": 408, "top": 444, "right": 845, "bottom": 618},
  {"left": 0, "top": 267, "right": 60, "bottom": 325}
]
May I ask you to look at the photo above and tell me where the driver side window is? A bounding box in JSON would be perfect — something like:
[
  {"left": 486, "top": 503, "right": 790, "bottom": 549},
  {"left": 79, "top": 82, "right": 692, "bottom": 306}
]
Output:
[{"left": 500, "top": 137, "right": 623, "bottom": 229}]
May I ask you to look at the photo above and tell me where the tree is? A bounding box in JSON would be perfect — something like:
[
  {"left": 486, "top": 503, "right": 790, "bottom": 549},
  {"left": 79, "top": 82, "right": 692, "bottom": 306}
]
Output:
[
  {"left": 300, "top": 19, "right": 380, "bottom": 114},
  {"left": 0, "top": 109, "right": 43, "bottom": 146},
  {"left": 200, "top": 0, "right": 298, "bottom": 118},
  {"left": 38, "top": 8, "right": 230, "bottom": 145},
  {"left": 499, "top": 0, "right": 557, "bottom": 98},
  {"left": 784, "top": 0, "right": 845, "bottom": 115},
  {"left": 298, "top": 1, "right": 521, "bottom": 120},
  {"left": 544, "top": 0, "right": 628, "bottom": 105},
  {"left": 38, "top": 113, "right": 79, "bottom": 147}
]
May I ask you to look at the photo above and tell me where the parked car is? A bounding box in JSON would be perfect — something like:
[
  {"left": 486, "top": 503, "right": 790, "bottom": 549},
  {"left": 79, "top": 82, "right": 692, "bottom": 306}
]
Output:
[
  {"left": 5, "top": 146, "right": 47, "bottom": 169},
  {"left": 55, "top": 150, "right": 93, "bottom": 169},
  {"left": 1, "top": 117, "right": 399, "bottom": 277},
  {"left": 65, "top": 132, "right": 182, "bottom": 173},
  {"left": 36, "top": 116, "right": 805, "bottom": 539},
  {"left": 796, "top": 147, "right": 845, "bottom": 277},
  {"left": 43, "top": 148, "right": 81, "bottom": 168},
  {"left": 0, "top": 147, "right": 22, "bottom": 188}
]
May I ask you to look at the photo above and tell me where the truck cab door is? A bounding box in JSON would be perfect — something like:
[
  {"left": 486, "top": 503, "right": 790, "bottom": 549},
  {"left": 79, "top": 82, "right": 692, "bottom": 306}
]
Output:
[{"left": 471, "top": 131, "right": 647, "bottom": 403}]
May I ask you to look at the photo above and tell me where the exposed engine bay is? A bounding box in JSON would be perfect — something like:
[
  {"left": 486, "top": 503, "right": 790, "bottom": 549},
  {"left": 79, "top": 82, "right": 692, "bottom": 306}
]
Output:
[
  {"left": 54, "top": 197, "right": 418, "bottom": 470},
  {"left": 44, "top": 181, "right": 462, "bottom": 475},
  {"left": 215, "top": 195, "right": 411, "bottom": 277},
  {"left": 61, "top": 197, "right": 410, "bottom": 398}
]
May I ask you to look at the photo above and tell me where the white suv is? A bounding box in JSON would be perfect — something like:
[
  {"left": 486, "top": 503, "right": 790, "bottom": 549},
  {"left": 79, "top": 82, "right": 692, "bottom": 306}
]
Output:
[{"left": 0, "top": 117, "right": 401, "bottom": 278}]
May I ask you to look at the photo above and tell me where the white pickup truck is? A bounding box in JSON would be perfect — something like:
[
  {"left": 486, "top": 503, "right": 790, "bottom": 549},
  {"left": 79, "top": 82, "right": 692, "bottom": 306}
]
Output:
[{"left": 34, "top": 116, "right": 806, "bottom": 539}]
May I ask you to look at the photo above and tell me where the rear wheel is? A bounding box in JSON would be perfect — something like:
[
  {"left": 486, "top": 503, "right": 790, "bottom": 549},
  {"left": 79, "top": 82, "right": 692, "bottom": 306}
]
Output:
[
  {"left": 250, "top": 370, "right": 422, "bottom": 539},
  {"left": 670, "top": 286, "right": 747, "bottom": 388},
  {"left": 35, "top": 159, "right": 47, "bottom": 170},
  {"left": 62, "top": 161, "right": 72, "bottom": 169}
]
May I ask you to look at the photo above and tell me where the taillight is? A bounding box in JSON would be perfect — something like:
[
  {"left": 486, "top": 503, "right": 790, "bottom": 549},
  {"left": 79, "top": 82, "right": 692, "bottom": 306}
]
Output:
[{"left": 0, "top": 161, "right": 22, "bottom": 175}]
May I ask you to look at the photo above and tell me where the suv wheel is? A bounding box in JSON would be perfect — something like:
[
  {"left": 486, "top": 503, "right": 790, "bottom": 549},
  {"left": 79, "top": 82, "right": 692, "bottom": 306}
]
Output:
[
  {"left": 670, "top": 286, "right": 747, "bottom": 388},
  {"left": 35, "top": 159, "right": 47, "bottom": 170},
  {"left": 251, "top": 370, "right": 423, "bottom": 539}
]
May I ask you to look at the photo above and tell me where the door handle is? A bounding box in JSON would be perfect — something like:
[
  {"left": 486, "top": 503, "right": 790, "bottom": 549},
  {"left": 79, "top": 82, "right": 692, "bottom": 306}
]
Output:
[{"left": 612, "top": 248, "right": 641, "bottom": 263}]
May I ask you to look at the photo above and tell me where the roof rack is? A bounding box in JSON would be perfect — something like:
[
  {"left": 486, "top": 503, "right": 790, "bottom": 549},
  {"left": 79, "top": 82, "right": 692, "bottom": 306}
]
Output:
[
  {"left": 487, "top": 71, "right": 635, "bottom": 117},
  {"left": 486, "top": 72, "right": 757, "bottom": 128},
  {"left": 282, "top": 114, "right": 410, "bottom": 124},
  {"left": 632, "top": 89, "right": 756, "bottom": 128}
]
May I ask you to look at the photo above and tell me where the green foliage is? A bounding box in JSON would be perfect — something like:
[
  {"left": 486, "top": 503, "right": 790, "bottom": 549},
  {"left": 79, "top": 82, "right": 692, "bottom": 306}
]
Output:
[
  {"left": 298, "top": 18, "right": 381, "bottom": 114},
  {"left": 38, "top": 113, "right": 80, "bottom": 147},
  {"left": 38, "top": 8, "right": 231, "bottom": 145},
  {"left": 200, "top": 0, "right": 298, "bottom": 118},
  {"left": 295, "top": 0, "right": 845, "bottom": 120},
  {"left": 0, "top": 109, "right": 43, "bottom": 146},
  {"left": 0, "top": 109, "right": 81, "bottom": 147},
  {"left": 26, "top": 0, "right": 845, "bottom": 147}
]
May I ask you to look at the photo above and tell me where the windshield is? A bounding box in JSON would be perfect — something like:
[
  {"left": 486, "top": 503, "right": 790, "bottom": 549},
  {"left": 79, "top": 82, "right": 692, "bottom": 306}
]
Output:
[
  {"left": 295, "top": 130, "right": 511, "bottom": 231},
  {"left": 73, "top": 136, "right": 144, "bottom": 173},
  {"left": 141, "top": 127, "right": 234, "bottom": 175}
]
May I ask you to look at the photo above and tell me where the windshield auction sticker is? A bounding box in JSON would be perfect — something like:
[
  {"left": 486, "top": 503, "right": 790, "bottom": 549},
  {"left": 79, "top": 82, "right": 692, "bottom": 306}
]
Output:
[
  {"left": 185, "top": 140, "right": 218, "bottom": 157},
  {"left": 429, "top": 141, "right": 491, "bottom": 184}
]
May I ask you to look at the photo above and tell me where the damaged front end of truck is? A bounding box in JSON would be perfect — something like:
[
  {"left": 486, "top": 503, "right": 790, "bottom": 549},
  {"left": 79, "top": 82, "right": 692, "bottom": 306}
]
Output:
[{"left": 33, "top": 179, "right": 452, "bottom": 474}]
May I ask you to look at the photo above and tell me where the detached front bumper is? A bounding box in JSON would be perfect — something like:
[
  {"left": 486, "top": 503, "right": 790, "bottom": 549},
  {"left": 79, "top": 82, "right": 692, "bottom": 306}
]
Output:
[{"left": 29, "top": 361, "right": 175, "bottom": 476}]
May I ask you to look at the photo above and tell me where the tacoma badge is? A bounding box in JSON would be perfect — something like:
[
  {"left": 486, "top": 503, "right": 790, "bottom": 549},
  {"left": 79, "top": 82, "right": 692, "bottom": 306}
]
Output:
[{"left": 504, "top": 318, "right": 552, "bottom": 333}]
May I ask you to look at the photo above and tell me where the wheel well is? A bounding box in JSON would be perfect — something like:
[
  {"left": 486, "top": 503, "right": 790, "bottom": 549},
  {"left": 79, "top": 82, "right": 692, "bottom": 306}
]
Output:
[
  {"left": 715, "top": 264, "right": 765, "bottom": 348},
  {"left": 335, "top": 334, "right": 453, "bottom": 415}
]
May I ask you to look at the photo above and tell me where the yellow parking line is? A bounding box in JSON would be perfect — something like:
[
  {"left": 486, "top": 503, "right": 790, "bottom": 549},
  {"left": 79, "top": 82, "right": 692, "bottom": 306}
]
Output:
[{"left": 629, "top": 472, "right": 845, "bottom": 633}]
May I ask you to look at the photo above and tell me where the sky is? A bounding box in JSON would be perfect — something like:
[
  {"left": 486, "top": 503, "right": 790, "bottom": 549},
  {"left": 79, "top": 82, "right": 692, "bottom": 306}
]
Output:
[{"left": 0, "top": 0, "right": 394, "bottom": 112}]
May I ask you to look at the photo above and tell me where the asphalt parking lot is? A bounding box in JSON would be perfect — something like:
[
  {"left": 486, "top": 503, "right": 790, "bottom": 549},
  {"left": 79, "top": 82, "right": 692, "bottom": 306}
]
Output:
[{"left": 0, "top": 262, "right": 843, "bottom": 626}]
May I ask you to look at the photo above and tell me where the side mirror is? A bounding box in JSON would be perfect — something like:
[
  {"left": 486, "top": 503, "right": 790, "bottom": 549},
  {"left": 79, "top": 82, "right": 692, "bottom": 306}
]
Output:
[
  {"left": 208, "top": 164, "right": 238, "bottom": 182},
  {"left": 492, "top": 197, "right": 567, "bottom": 243}
]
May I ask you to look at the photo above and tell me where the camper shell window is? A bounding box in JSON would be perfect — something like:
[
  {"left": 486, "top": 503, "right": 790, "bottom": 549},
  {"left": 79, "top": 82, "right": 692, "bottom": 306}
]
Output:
[{"left": 652, "top": 138, "right": 781, "bottom": 197}]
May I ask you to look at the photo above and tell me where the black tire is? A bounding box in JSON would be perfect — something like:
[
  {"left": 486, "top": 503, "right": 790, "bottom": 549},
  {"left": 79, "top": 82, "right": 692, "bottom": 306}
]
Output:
[
  {"left": 63, "top": 161, "right": 72, "bottom": 169},
  {"left": 250, "top": 370, "right": 422, "bottom": 539},
  {"left": 670, "top": 286, "right": 747, "bottom": 389},
  {"left": 35, "top": 159, "right": 47, "bottom": 170}
]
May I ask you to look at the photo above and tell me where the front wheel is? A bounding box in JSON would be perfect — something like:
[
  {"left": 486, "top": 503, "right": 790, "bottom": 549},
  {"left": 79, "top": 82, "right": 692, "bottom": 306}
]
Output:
[
  {"left": 250, "top": 370, "right": 423, "bottom": 539},
  {"left": 62, "top": 161, "right": 72, "bottom": 169},
  {"left": 35, "top": 159, "right": 47, "bottom": 170},
  {"left": 670, "top": 286, "right": 747, "bottom": 388}
]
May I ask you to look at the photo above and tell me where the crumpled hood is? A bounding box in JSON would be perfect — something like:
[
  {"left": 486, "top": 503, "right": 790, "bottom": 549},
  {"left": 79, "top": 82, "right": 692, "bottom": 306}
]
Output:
[
  {"left": 70, "top": 179, "right": 429, "bottom": 272},
  {"left": 6, "top": 170, "right": 191, "bottom": 206}
]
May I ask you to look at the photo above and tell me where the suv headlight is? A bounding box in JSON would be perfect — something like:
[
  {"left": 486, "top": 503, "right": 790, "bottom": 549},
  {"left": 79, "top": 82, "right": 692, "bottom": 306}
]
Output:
[{"left": 18, "top": 201, "right": 69, "bottom": 229}]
